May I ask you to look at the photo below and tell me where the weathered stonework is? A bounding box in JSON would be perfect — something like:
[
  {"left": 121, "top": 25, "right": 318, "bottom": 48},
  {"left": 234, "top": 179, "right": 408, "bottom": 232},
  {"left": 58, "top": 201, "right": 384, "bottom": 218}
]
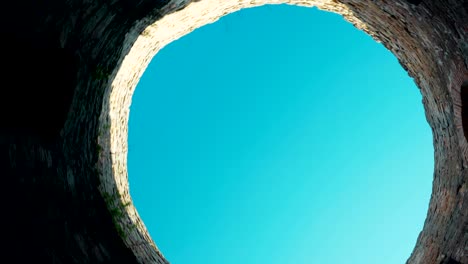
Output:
[{"left": 0, "top": 0, "right": 466, "bottom": 263}]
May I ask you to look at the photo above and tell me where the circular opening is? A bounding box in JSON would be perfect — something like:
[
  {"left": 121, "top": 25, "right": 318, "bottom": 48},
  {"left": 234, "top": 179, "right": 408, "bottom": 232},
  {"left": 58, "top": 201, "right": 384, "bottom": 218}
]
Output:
[{"left": 127, "top": 5, "right": 433, "bottom": 263}]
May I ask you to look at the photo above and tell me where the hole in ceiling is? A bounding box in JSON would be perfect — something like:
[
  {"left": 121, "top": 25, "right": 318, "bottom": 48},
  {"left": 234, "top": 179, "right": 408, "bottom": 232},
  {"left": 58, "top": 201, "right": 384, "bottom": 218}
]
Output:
[{"left": 128, "top": 5, "right": 433, "bottom": 264}]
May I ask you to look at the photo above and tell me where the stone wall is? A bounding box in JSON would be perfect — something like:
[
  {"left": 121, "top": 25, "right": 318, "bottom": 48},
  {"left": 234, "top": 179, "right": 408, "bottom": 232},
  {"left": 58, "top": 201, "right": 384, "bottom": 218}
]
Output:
[{"left": 0, "top": 0, "right": 466, "bottom": 263}]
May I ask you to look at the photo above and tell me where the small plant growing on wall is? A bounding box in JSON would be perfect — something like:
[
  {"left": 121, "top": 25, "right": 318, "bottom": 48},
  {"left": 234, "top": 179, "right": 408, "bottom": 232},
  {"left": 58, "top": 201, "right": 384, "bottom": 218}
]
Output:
[{"left": 101, "top": 189, "right": 137, "bottom": 240}]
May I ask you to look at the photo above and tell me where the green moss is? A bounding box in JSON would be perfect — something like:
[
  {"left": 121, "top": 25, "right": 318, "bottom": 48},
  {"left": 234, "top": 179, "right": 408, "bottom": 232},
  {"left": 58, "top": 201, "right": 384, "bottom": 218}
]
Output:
[
  {"left": 101, "top": 190, "right": 135, "bottom": 240},
  {"left": 115, "top": 221, "right": 127, "bottom": 239},
  {"left": 96, "top": 144, "right": 103, "bottom": 156},
  {"left": 93, "top": 65, "right": 111, "bottom": 80}
]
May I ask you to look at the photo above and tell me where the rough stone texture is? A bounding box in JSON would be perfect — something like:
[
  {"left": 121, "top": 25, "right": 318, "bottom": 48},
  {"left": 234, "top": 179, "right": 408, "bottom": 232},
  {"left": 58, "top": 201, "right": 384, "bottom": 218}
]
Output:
[{"left": 0, "top": 0, "right": 466, "bottom": 263}]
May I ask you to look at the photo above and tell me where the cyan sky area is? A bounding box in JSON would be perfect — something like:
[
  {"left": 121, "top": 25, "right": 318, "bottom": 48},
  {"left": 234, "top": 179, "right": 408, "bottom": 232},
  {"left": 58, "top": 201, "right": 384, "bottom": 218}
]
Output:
[{"left": 128, "top": 4, "right": 433, "bottom": 264}]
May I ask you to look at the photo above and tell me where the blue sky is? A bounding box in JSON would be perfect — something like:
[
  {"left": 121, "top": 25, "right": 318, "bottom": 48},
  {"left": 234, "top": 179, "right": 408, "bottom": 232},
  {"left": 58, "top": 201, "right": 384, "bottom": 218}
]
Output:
[{"left": 128, "top": 4, "right": 433, "bottom": 264}]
